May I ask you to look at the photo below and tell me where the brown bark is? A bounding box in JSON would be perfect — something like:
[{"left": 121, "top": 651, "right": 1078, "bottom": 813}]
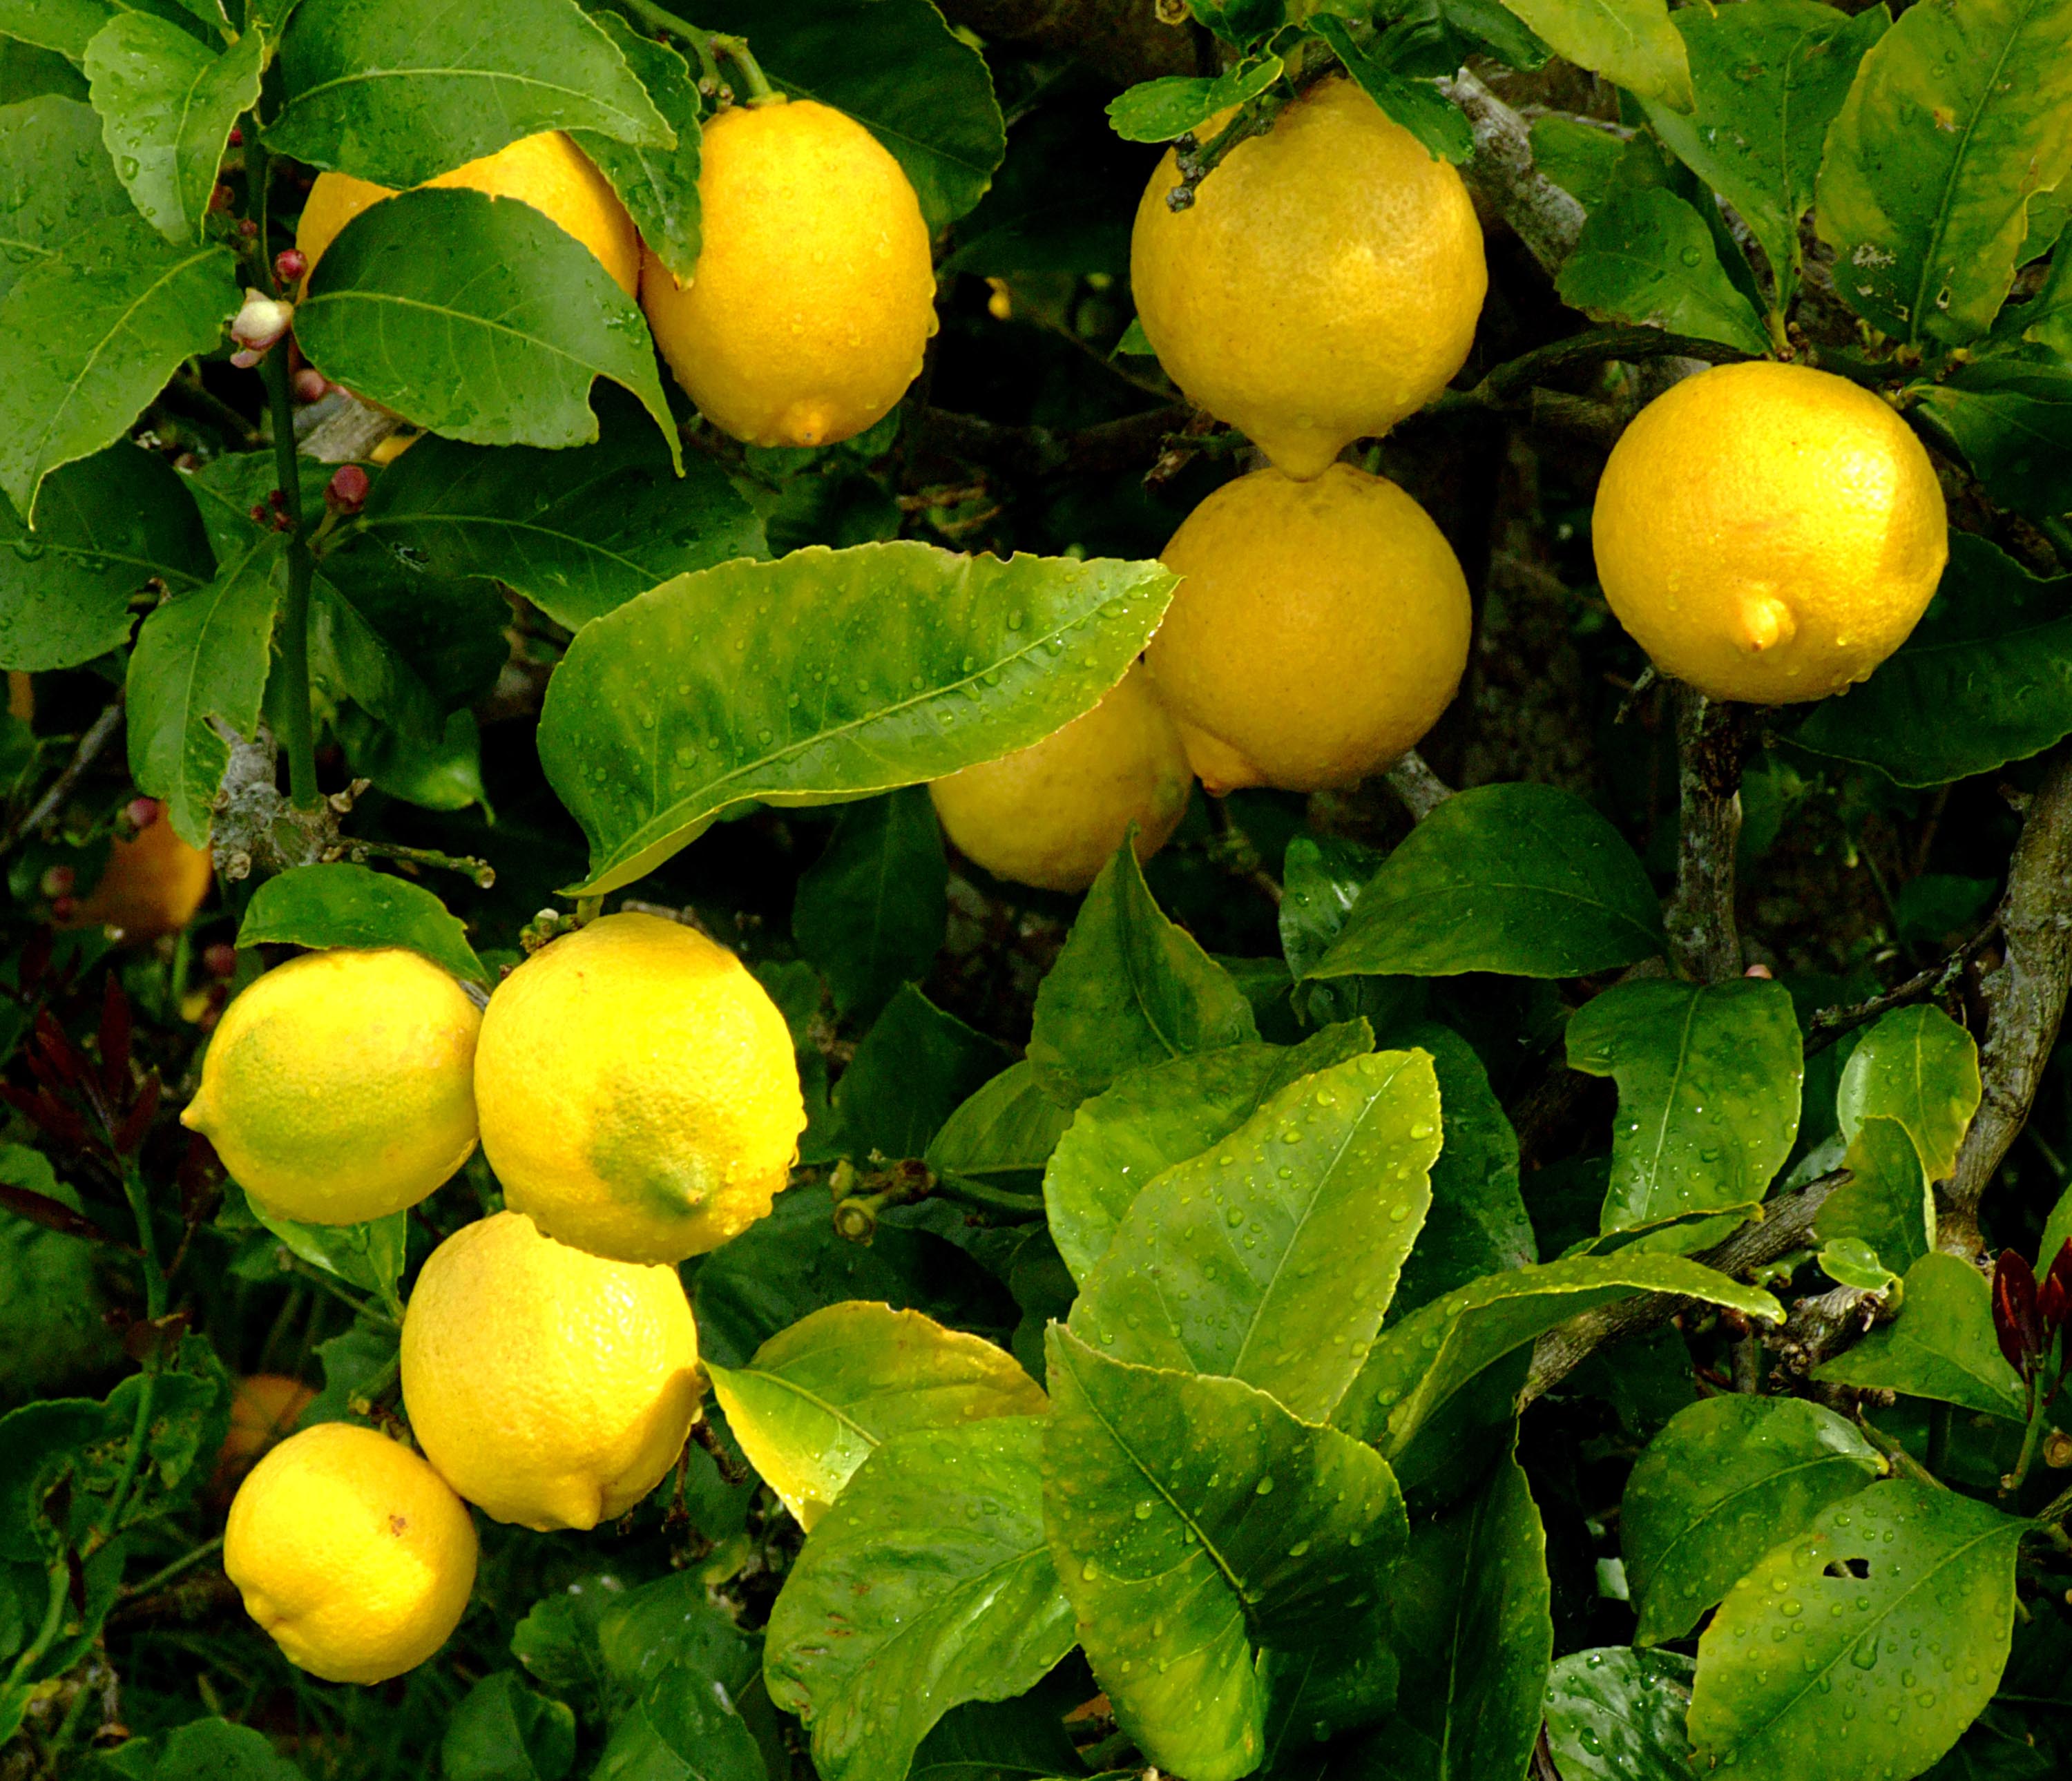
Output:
[{"left": 938, "top": 0, "right": 1196, "bottom": 85}]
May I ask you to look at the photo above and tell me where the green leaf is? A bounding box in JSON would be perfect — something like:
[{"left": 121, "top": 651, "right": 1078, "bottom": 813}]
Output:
[
  {"left": 265, "top": 0, "right": 669, "bottom": 185},
  {"left": 1310, "top": 17, "right": 1471, "bottom": 163},
  {"left": 1838, "top": 1003, "right": 1981, "bottom": 1180},
  {"left": 1278, "top": 835, "right": 1382, "bottom": 981},
  {"left": 1310, "top": 782, "right": 1666, "bottom": 981},
  {"left": 0, "top": 211, "right": 236, "bottom": 519},
  {"left": 1529, "top": 115, "right": 1629, "bottom": 209},
  {"left": 1911, "top": 358, "right": 2072, "bottom": 521},
  {"left": 591, "top": 1579, "right": 767, "bottom": 1781},
  {"left": 794, "top": 789, "right": 948, "bottom": 1020},
  {"left": 0, "top": 0, "right": 122, "bottom": 61},
  {"left": 708, "top": 1301, "right": 1044, "bottom": 1529},
  {"left": 1818, "top": 1235, "right": 1901, "bottom": 1294},
  {"left": 1026, "top": 843, "right": 1258, "bottom": 1106},
  {"left": 691, "top": 0, "right": 1006, "bottom": 233},
  {"left": 1794, "top": 533, "right": 2072, "bottom": 785},
  {"left": 537, "top": 546, "right": 1174, "bottom": 894},
  {"left": 0, "top": 441, "right": 211, "bottom": 670},
  {"left": 124, "top": 530, "right": 282, "bottom": 846},
  {"left": 294, "top": 186, "right": 678, "bottom": 465},
  {"left": 1620, "top": 1394, "right": 1881, "bottom": 1646},
  {"left": 0, "top": 93, "right": 132, "bottom": 305},
  {"left": 828, "top": 985, "right": 1011, "bottom": 1163},
  {"left": 1642, "top": 1, "right": 1888, "bottom": 307},
  {"left": 1347, "top": 1443, "right": 1551, "bottom": 1781},
  {"left": 510, "top": 1575, "right": 624, "bottom": 1704},
  {"left": 764, "top": 1417, "right": 1076, "bottom": 1781},
  {"left": 1069, "top": 1048, "right": 1440, "bottom": 1422},
  {"left": 1042, "top": 1023, "right": 1375, "bottom": 1284},
  {"left": 925, "top": 1061, "right": 1074, "bottom": 1200},
  {"left": 1106, "top": 57, "right": 1282, "bottom": 145},
  {"left": 1485, "top": 0, "right": 1691, "bottom": 108},
  {"left": 1688, "top": 1479, "right": 2022, "bottom": 1776},
  {"left": 1554, "top": 186, "right": 1772, "bottom": 353},
  {"left": 1258, "top": 1621, "right": 1399, "bottom": 1755},
  {"left": 243, "top": 1188, "right": 407, "bottom": 1305},
  {"left": 1811, "top": 1250, "right": 2026, "bottom": 1418},
  {"left": 84, "top": 12, "right": 262, "bottom": 242},
  {"left": 338, "top": 706, "right": 488, "bottom": 814},
  {"left": 443, "top": 1672, "right": 577, "bottom": 1781},
  {"left": 1544, "top": 1648, "right": 1698, "bottom": 1781},
  {"left": 1566, "top": 977, "right": 1803, "bottom": 1240},
  {"left": 236, "top": 862, "right": 488, "bottom": 984},
  {"left": 1816, "top": 1117, "right": 1935, "bottom": 1276},
  {"left": 1813, "top": 0, "right": 2072, "bottom": 344},
  {"left": 1042, "top": 1327, "right": 1407, "bottom": 1781},
  {"left": 570, "top": 12, "right": 700, "bottom": 283},
  {"left": 97, "top": 1717, "right": 310, "bottom": 1780}
]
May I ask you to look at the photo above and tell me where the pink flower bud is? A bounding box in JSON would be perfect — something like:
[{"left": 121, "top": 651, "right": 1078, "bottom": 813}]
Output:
[
  {"left": 326, "top": 464, "right": 370, "bottom": 516},
  {"left": 228, "top": 126, "right": 243, "bottom": 146},
  {"left": 274, "top": 248, "right": 308, "bottom": 286},
  {"left": 293, "top": 368, "right": 328, "bottom": 403},
  {"left": 127, "top": 797, "right": 161, "bottom": 831},
  {"left": 202, "top": 943, "right": 238, "bottom": 979},
  {"left": 230, "top": 287, "right": 294, "bottom": 360}
]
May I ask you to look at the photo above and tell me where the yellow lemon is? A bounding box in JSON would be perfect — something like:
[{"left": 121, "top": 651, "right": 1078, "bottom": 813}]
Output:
[
  {"left": 1146, "top": 464, "right": 1470, "bottom": 793},
  {"left": 224, "top": 1421, "right": 477, "bottom": 1685},
  {"left": 182, "top": 949, "right": 480, "bottom": 1224},
  {"left": 400, "top": 1211, "right": 701, "bottom": 1531},
  {"left": 295, "top": 131, "right": 640, "bottom": 295},
  {"left": 640, "top": 97, "right": 937, "bottom": 447},
  {"left": 1131, "top": 79, "right": 1486, "bottom": 479},
  {"left": 1592, "top": 361, "right": 1948, "bottom": 704},
  {"left": 930, "top": 665, "right": 1193, "bottom": 892},
  {"left": 62, "top": 800, "right": 211, "bottom": 941},
  {"left": 474, "top": 913, "right": 805, "bottom": 1264}
]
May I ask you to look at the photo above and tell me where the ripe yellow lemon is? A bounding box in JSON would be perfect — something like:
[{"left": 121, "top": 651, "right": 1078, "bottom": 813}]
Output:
[
  {"left": 474, "top": 913, "right": 805, "bottom": 1264},
  {"left": 401, "top": 1211, "right": 700, "bottom": 1531},
  {"left": 224, "top": 1421, "right": 477, "bottom": 1685},
  {"left": 1147, "top": 465, "right": 1470, "bottom": 793},
  {"left": 182, "top": 949, "right": 480, "bottom": 1225},
  {"left": 63, "top": 800, "right": 211, "bottom": 941},
  {"left": 1592, "top": 361, "right": 1948, "bottom": 704},
  {"left": 1131, "top": 79, "right": 1486, "bottom": 479},
  {"left": 295, "top": 131, "right": 640, "bottom": 295},
  {"left": 930, "top": 665, "right": 1193, "bottom": 892},
  {"left": 640, "top": 97, "right": 937, "bottom": 448}
]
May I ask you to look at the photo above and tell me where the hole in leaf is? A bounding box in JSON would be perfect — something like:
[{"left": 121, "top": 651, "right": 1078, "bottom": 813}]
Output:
[{"left": 1825, "top": 1558, "right": 1870, "bottom": 1579}]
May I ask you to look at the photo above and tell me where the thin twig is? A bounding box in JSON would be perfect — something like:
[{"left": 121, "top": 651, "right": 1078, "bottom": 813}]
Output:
[
  {"left": 0, "top": 695, "right": 126, "bottom": 859},
  {"left": 1383, "top": 750, "right": 1455, "bottom": 822},
  {"left": 1803, "top": 920, "right": 2001, "bottom": 1051},
  {"left": 1662, "top": 688, "right": 1749, "bottom": 983}
]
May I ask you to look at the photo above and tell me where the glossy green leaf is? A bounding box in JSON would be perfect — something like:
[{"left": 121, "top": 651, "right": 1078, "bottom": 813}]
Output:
[
  {"left": 1258, "top": 1615, "right": 1399, "bottom": 1754},
  {"left": 84, "top": 12, "right": 262, "bottom": 241},
  {"left": 925, "top": 1062, "right": 1073, "bottom": 1201},
  {"left": 1566, "top": 977, "right": 1803, "bottom": 1240},
  {"left": 1486, "top": 0, "right": 1690, "bottom": 108},
  {"left": 537, "top": 546, "right": 1174, "bottom": 895},
  {"left": 1070, "top": 1048, "right": 1441, "bottom": 1422},
  {"left": 794, "top": 789, "right": 948, "bottom": 1020},
  {"left": 1621, "top": 1394, "right": 1882, "bottom": 1646},
  {"left": 1816, "top": 1117, "right": 1935, "bottom": 1276},
  {"left": 236, "top": 862, "right": 488, "bottom": 984},
  {"left": 244, "top": 1189, "right": 407, "bottom": 1306},
  {"left": 1689, "top": 1480, "right": 2022, "bottom": 1775},
  {"left": 1554, "top": 186, "right": 1771, "bottom": 354},
  {"left": 1544, "top": 1648, "right": 1698, "bottom": 1781},
  {"left": 0, "top": 211, "right": 236, "bottom": 519},
  {"left": 0, "top": 0, "right": 123, "bottom": 60},
  {"left": 1310, "top": 19, "right": 1470, "bottom": 163},
  {"left": 0, "top": 441, "right": 211, "bottom": 670},
  {"left": 764, "top": 1417, "right": 1076, "bottom": 1781},
  {"left": 339, "top": 707, "right": 488, "bottom": 814},
  {"left": 1043, "top": 1022, "right": 1374, "bottom": 1285},
  {"left": 829, "top": 985, "right": 1010, "bottom": 1164},
  {"left": 570, "top": 13, "right": 700, "bottom": 283},
  {"left": 1642, "top": 1, "right": 1888, "bottom": 305},
  {"left": 443, "top": 1671, "right": 577, "bottom": 1781},
  {"left": 1530, "top": 115, "right": 1628, "bottom": 209},
  {"left": 97, "top": 1717, "right": 309, "bottom": 1781},
  {"left": 0, "top": 93, "right": 131, "bottom": 304},
  {"left": 294, "top": 187, "right": 678, "bottom": 465},
  {"left": 1279, "top": 835, "right": 1382, "bottom": 980},
  {"left": 1812, "top": 1251, "right": 2026, "bottom": 1418},
  {"left": 1312, "top": 782, "right": 1666, "bottom": 981},
  {"left": 1911, "top": 358, "right": 2072, "bottom": 521},
  {"left": 1042, "top": 1327, "right": 1406, "bottom": 1781},
  {"left": 124, "top": 530, "right": 281, "bottom": 846},
  {"left": 708, "top": 1301, "right": 1044, "bottom": 1529},
  {"left": 590, "top": 1575, "right": 769, "bottom": 1781},
  {"left": 1819, "top": 1235, "right": 1901, "bottom": 1294},
  {"left": 1839, "top": 1003, "right": 1980, "bottom": 1180},
  {"left": 265, "top": 0, "right": 669, "bottom": 185},
  {"left": 1106, "top": 57, "right": 1282, "bottom": 145},
  {"left": 1814, "top": 0, "right": 2072, "bottom": 344},
  {"left": 1026, "top": 842, "right": 1258, "bottom": 1106}
]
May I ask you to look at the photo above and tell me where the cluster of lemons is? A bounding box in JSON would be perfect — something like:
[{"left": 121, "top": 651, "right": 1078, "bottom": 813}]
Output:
[{"left": 189, "top": 913, "right": 805, "bottom": 1684}]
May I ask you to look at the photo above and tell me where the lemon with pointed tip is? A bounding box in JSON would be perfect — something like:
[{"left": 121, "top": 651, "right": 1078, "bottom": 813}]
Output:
[
  {"left": 400, "top": 1211, "right": 701, "bottom": 1531},
  {"left": 1591, "top": 360, "right": 1948, "bottom": 704},
  {"left": 182, "top": 949, "right": 480, "bottom": 1224},
  {"left": 930, "top": 666, "right": 1193, "bottom": 892},
  {"left": 225, "top": 1421, "right": 477, "bottom": 1685},
  {"left": 473, "top": 913, "right": 805, "bottom": 1264},
  {"left": 1131, "top": 77, "right": 1486, "bottom": 479}
]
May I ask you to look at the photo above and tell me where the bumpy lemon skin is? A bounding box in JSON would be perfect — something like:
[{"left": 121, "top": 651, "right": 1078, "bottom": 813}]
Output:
[
  {"left": 401, "top": 1211, "right": 700, "bottom": 1531},
  {"left": 224, "top": 1422, "right": 477, "bottom": 1686},
  {"left": 474, "top": 913, "right": 806, "bottom": 1265},
  {"left": 181, "top": 949, "right": 481, "bottom": 1225},
  {"left": 1146, "top": 465, "right": 1471, "bottom": 793},
  {"left": 930, "top": 666, "right": 1193, "bottom": 892},
  {"left": 295, "top": 131, "right": 640, "bottom": 296},
  {"left": 1591, "top": 361, "right": 1948, "bottom": 704},
  {"left": 1131, "top": 79, "right": 1486, "bottom": 480},
  {"left": 640, "top": 97, "right": 937, "bottom": 448}
]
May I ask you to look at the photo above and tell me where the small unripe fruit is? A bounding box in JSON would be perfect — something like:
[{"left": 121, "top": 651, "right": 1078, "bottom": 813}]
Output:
[{"left": 325, "top": 465, "right": 370, "bottom": 516}]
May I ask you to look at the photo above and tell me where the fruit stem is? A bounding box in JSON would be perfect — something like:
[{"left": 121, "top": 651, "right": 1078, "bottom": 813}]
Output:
[
  {"left": 262, "top": 348, "right": 322, "bottom": 813},
  {"left": 119, "top": 1532, "right": 225, "bottom": 1601},
  {"left": 713, "top": 37, "right": 776, "bottom": 103},
  {"left": 609, "top": 0, "right": 776, "bottom": 102}
]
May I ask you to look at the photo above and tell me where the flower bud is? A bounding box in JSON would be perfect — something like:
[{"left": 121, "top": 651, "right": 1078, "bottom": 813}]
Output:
[
  {"left": 229, "top": 287, "right": 294, "bottom": 367},
  {"left": 202, "top": 943, "right": 238, "bottom": 979},
  {"left": 274, "top": 248, "right": 308, "bottom": 286},
  {"left": 325, "top": 464, "right": 370, "bottom": 516},
  {"left": 127, "top": 797, "right": 162, "bottom": 832},
  {"left": 292, "top": 368, "right": 328, "bottom": 403},
  {"left": 38, "top": 865, "right": 74, "bottom": 900}
]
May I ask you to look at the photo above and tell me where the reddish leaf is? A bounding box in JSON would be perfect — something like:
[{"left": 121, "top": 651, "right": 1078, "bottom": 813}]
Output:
[
  {"left": 112, "top": 1075, "right": 161, "bottom": 1156},
  {"left": 1995, "top": 1249, "right": 2044, "bottom": 1375},
  {"left": 98, "top": 975, "right": 132, "bottom": 1102},
  {"left": 0, "top": 1083, "right": 89, "bottom": 1149},
  {"left": 122, "top": 1310, "right": 190, "bottom": 1362},
  {"left": 2042, "top": 1238, "right": 2072, "bottom": 1333},
  {"left": 0, "top": 1179, "right": 108, "bottom": 1242},
  {"left": 29, "top": 1012, "right": 82, "bottom": 1090}
]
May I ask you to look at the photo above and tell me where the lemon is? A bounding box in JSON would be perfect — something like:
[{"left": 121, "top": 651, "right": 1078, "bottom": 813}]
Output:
[
  {"left": 295, "top": 131, "right": 640, "bottom": 295},
  {"left": 224, "top": 1421, "right": 477, "bottom": 1685},
  {"left": 1592, "top": 361, "right": 1948, "bottom": 704},
  {"left": 1131, "top": 79, "right": 1486, "bottom": 479},
  {"left": 640, "top": 97, "right": 937, "bottom": 447},
  {"left": 1146, "top": 464, "right": 1470, "bottom": 793},
  {"left": 63, "top": 800, "right": 211, "bottom": 941},
  {"left": 930, "top": 665, "right": 1193, "bottom": 892},
  {"left": 401, "top": 1211, "right": 700, "bottom": 1530},
  {"left": 211, "top": 1373, "right": 315, "bottom": 1497},
  {"left": 182, "top": 949, "right": 480, "bottom": 1225},
  {"left": 474, "top": 912, "right": 805, "bottom": 1264}
]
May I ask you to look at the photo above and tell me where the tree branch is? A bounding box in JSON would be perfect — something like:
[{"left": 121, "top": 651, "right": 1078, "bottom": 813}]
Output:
[
  {"left": 917, "top": 405, "right": 1191, "bottom": 482},
  {"left": 1436, "top": 69, "right": 1586, "bottom": 277},
  {"left": 0, "top": 695, "right": 125, "bottom": 859},
  {"left": 1662, "top": 688, "right": 1749, "bottom": 982},
  {"left": 1803, "top": 919, "right": 2000, "bottom": 1052},
  {"left": 1383, "top": 749, "right": 1455, "bottom": 822},
  {"left": 937, "top": 0, "right": 1197, "bottom": 86}
]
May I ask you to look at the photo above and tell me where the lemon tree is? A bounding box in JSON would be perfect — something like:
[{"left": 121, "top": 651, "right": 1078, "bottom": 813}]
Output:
[{"left": 2, "top": 0, "right": 2072, "bottom": 1776}]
